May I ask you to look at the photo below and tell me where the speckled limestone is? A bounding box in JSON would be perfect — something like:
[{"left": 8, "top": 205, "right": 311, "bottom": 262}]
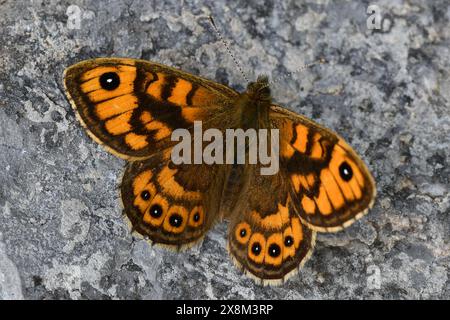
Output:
[{"left": 0, "top": 0, "right": 448, "bottom": 299}]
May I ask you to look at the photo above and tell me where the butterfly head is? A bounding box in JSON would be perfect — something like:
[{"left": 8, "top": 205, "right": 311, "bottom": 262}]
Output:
[{"left": 246, "top": 75, "right": 272, "bottom": 103}]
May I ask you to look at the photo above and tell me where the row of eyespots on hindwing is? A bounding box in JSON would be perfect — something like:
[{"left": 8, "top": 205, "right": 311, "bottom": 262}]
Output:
[
  {"left": 233, "top": 217, "right": 304, "bottom": 267},
  {"left": 131, "top": 170, "right": 205, "bottom": 234}
]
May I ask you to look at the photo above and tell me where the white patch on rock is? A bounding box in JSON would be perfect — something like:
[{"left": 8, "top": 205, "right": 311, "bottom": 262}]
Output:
[
  {"left": 60, "top": 199, "right": 90, "bottom": 253},
  {"left": 0, "top": 233, "right": 24, "bottom": 300},
  {"left": 23, "top": 87, "right": 69, "bottom": 133},
  {"left": 294, "top": 10, "right": 326, "bottom": 32},
  {"left": 43, "top": 251, "right": 110, "bottom": 299}
]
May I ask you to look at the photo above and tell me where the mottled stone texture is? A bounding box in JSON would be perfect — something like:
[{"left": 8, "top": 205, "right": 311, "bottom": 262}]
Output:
[{"left": 0, "top": 0, "right": 448, "bottom": 300}]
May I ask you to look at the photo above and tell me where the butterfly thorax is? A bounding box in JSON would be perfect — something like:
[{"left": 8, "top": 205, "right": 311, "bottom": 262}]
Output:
[{"left": 236, "top": 76, "right": 272, "bottom": 129}]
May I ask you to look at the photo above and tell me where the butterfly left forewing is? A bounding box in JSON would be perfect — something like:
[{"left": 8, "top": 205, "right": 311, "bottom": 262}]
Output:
[
  {"left": 270, "top": 104, "right": 376, "bottom": 232},
  {"left": 64, "top": 58, "right": 238, "bottom": 160}
]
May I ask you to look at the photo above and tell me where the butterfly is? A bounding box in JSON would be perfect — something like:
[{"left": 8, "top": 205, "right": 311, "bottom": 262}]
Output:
[{"left": 64, "top": 58, "right": 376, "bottom": 285}]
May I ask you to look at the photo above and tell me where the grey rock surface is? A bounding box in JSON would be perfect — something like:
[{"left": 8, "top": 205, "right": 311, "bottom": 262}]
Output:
[{"left": 0, "top": 0, "right": 449, "bottom": 299}]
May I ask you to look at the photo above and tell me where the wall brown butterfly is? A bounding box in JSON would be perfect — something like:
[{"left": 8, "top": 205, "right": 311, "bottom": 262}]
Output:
[{"left": 64, "top": 58, "right": 376, "bottom": 285}]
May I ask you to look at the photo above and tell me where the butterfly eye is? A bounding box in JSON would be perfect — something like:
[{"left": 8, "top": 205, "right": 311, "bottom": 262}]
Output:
[
  {"left": 251, "top": 242, "right": 262, "bottom": 256},
  {"left": 99, "top": 72, "right": 120, "bottom": 90},
  {"left": 284, "top": 236, "right": 293, "bottom": 247},
  {"left": 339, "top": 161, "right": 353, "bottom": 181},
  {"left": 268, "top": 243, "right": 281, "bottom": 258},
  {"left": 149, "top": 204, "right": 163, "bottom": 218},
  {"left": 169, "top": 213, "right": 183, "bottom": 227}
]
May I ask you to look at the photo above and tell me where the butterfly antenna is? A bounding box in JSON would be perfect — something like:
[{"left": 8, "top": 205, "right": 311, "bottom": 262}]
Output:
[
  {"left": 268, "top": 57, "right": 327, "bottom": 88},
  {"left": 209, "top": 16, "right": 250, "bottom": 83}
]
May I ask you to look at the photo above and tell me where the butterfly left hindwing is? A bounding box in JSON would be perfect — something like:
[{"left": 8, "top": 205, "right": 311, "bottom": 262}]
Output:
[{"left": 121, "top": 156, "right": 227, "bottom": 249}]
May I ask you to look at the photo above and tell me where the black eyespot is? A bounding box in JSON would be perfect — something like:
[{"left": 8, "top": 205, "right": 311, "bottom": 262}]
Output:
[
  {"left": 251, "top": 242, "right": 261, "bottom": 256},
  {"left": 140, "top": 190, "right": 150, "bottom": 201},
  {"left": 149, "top": 204, "right": 163, "bottom": 218},
  {"left": 99, "top": 72, "right": 120, "bottom": 90},
  {"left": 239, "top": 228, "right": 247, "bottom": 237},
  {"left": 284, "top": 236, "right": 293, "bottom": 247},
  {"left": 268, "top": 243, "right": 281, "bottom": 257},
  {"left": 169, "top": 213, "right": 183, "bottom": 227},
  {"left": 193, "top": 212, "right": 200, "bottom": 222},
  {"left": 339, "top": 161, "right": 353, "bottom": 181}
]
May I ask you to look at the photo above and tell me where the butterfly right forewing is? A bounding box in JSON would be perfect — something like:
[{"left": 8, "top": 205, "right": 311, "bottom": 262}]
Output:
[{"left": 270, "top": 104, "right": 376, "bottom": 232}]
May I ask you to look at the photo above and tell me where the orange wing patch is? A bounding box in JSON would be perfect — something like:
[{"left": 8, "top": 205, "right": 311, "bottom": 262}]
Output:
[
  {"left": 190, "top": 86, "right": 216, "bottom": 106},
  {"left": 140, "top": 111, "right": 153, "bottom": 124},
  {"left": 168, "top": 78, "right": 192, "bottom": 106},
  {"left": 301, "top": 195, "right": 316, "bottom": 214},
  {"left": 104, "top": 110, "right": 133, "bottom": 135},
  {"left": 290, "top": 217, "right": 303, "bottom": 248},
  {"left": 146, "top": 72, "right": 165, "bottom": 100},
  {"left": 292, "top": 124, "right": 308, "bottom": 153},
  {"left": 291, "top": 174, "right": 316, "bottom": 193},
  {"left": 321, "top": 168, "right": 345, "bottom": 210},
  {"left": 314, "top": 185, "right": 333, "bottom": 216},
  {"left": 125, "top": 133, "right": 149, "bottom": 150},
  {"left": 132, "top": 170, "right": 153, "bottom": 195},
  {"left": 181, "top": 107, "right": 209, "bottom": 122},
  {"left": 250, "top": 203, "right": 290, "bottom": 229},
  {"left": 310, "top": 133, "right": 323, "bottom": 159},
  {"left": 95, "top": 94, "right": 138, "bottom": 120},
  {"left": 145, "top": 120, "right": 171, "bottom": 140}
]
